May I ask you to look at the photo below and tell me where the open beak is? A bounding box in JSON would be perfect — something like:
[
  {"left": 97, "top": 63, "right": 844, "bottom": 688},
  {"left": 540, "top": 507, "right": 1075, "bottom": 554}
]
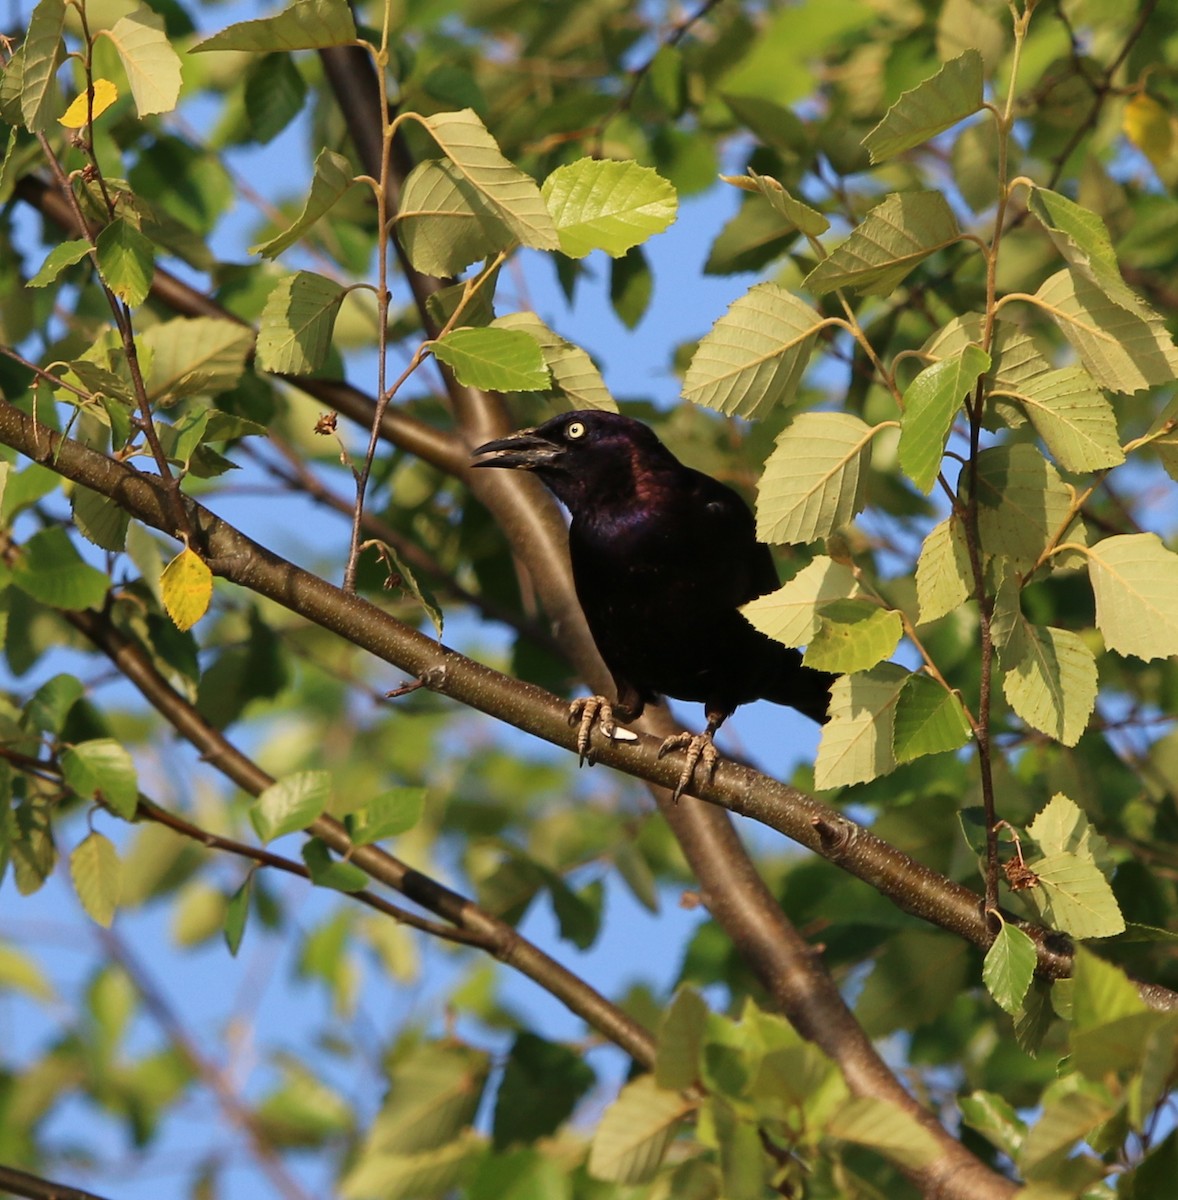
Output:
[{"left": 470, "top": 428, "right": 561, "bottom": 471}]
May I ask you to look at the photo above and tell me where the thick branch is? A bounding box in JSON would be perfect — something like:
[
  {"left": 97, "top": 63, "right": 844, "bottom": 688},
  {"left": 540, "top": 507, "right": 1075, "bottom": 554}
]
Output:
[{"left": 0, "top": 1165, "right": 111, "bottom": 1200}]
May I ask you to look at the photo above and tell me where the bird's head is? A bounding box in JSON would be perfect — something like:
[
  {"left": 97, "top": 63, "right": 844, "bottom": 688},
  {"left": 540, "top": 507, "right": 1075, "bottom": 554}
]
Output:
[{"left": 471, "top": 410, "right": 675, "bottom": 511}]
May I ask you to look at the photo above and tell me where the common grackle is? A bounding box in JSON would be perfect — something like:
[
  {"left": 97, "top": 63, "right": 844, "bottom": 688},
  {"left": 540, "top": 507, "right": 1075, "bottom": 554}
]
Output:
[{"left": 472, "top": 409, "right": 835, "bottom": 799}]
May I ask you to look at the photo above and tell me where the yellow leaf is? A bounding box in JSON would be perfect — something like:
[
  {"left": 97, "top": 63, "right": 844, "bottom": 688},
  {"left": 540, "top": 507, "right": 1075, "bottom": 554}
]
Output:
[
  {"left": 59, "top": 79, "right": 119, "bottom": 129},
  {"left": 161, "top": 547, "right": 213, "bottom": 631},
  {"left": 1123, "top": 94, "right": 1173, "bottom": 171}
]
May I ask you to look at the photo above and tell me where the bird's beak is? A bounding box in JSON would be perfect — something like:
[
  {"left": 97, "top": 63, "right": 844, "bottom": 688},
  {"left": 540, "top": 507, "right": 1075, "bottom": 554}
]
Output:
[{"left": 470, "top": 428, "right": 561, "bottom": 471}]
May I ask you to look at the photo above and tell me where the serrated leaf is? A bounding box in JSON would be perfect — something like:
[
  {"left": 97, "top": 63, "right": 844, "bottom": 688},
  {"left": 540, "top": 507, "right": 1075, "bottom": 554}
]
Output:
[
  {"left": 251, "top": 770, "right": 331, "bottom": 843},
  {"left": 1071, "top": 947, "right": 1147, "bottom": 1031},
  {"left": 71, "top": 486, "right": 129, "bottom": 552},
  {"left": 432, "top": 327, "right": 549, "bottom": 391},
  {"left": 302, "top": 839, "right": 369, "bottom": 892},
  {"left": 256, "top": 271, "right": 347, "bottom": 374},
  {"left": 140, "top": 317, "right": 254, "bottom": 405},
  {"left": 803, "top": 599, "right": 902, "bottom": 673},
  {"left": 983, "top": 920, "right": 1037, "bottom": 1014},
  {"left": 1018, "top": 1087, "right": 1116, "bottom": 1175},
  {"left": 21, "top": 0, "right": 66, "bottom": 132},
  {"left": 993, "top": 365, "right": 1123, "bottom": 471},
  {"left": 740, "top": 555, "right": 860, "bottom": 647},
  {"left": 345, "top": 787, "right": 426, "bottom": 846},
  {"left": 101, "top": 7, "right": 182, "bottom": 117},
  {"left": 191, "top": 0, "right": 357, "bottom": 52},
  {"left": 27, "top": 239, "right": 92, "bottom": 287},
  {"left": 1034, "top": 268, "right": 1178, "bottom": 393},
  {"left": 542, "top": 158, "right": 677, "bottom": 258},
  {"left": 11, "top": 526, "right": 109, "bottom": 610},
  {"left": 340, "top": 1132, "right": 485, "bottom": 1200},
  {"left": 396, "top": 157, "right": 516, "bottom": 276},
  {"left": 1027, "top": 186, "right": 1121, "bottom": 289},
  {"left": 244, "top": 51, "right": 308, "bottom": 144},
  {"left": 720, "top": 169, "right": 829, "bottom": 236},
  {"left": 997, "top": 619, "right": 1097, "bottom": 746},
  {"left": 803, "top": 191, "right": 961, "bottom": 295},
  {"left": 959, "top": 1091, "right": 1026, "bottom": 1160},
  {"left": 161, "top": 548, "right": 212, "bottom": 632},
  {"left": 492, "top": 313, "right": 616, "bottom": 410},
  {"left": 224, "top": 874, "right": 251, "bottom": 956},
  {"left": 916, "top": 516, "right": 972, "bottom": 624},
  {"left": 756, "top": 412, "right": 876, "bottom": 544},
  {"left": 370, "top": 540, "right": 443, "bottom": 638},
  {"left": 893, "top": 674, "right": 972, "bottom": 763},
  {"left": 252, "top": 148, "right": 356, "bottom": 258},
  {"left": 1027, "top": 852, "right": 1125, "bottom": 939},
  {"left": 491, "top": 1033, "right": 595, "bottom": 1150},
  {"left": 973, "top": 443, "right": 1078, "bottom": 569},
  {"left": 70, "top": 831, "right": 121, "bottom": 927},
  {"left": 95, "top": 218, "right": 154, "bottom": 307},
  {"left": 655, "top": 986, "right": 708, "bottom": 1091},
  {"left": 420, "top": 109, "right": 558, "bottom": 251},
  {"left": 827, "top": 1096, "right": 944, "bottom": 1171},
  {"left": 683, "top": 283, "right": 827, "bottom": 418},
  {"left": 814, "top": 663, "right": 908, "bottom": 790},
  {"left": 899, "top": 343, "right": 989, "bottom": 492},
  {"left": 1028, "top": 793, "right": 1115, "bottom": 871},
  {"left": 587, "top": 1075, "right": 692, "bottom": 1184},
  {"left": 864, "top": 50, "right": 985, "bottom": 162},
  {"left": 1087, "top": 533, "right": 1178, "bottom": 660},
  {"left": 60, "top": 738, "right": 139, "bottom": 820}
]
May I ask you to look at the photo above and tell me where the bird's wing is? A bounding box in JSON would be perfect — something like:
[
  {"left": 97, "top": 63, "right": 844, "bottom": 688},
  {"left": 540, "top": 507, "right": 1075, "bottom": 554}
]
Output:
[{"left": 687, "top": 469, "right": 781, "bottom": 602}]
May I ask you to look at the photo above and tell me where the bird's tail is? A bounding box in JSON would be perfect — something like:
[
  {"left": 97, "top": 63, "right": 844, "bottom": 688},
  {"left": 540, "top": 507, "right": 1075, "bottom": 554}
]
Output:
[{"left": 764, "top": 645, "right": 836, "bottom": 724}]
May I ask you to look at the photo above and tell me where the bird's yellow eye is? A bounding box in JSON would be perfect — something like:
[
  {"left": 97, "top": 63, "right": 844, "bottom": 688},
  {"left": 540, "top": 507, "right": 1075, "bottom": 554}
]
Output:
[{"left": 566, "top": 421, "right": 586, "bottom": 440}]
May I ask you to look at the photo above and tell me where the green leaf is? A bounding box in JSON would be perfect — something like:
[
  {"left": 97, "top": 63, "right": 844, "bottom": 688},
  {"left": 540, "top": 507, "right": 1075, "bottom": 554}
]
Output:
[
  {"left": 915, "top": 516, "right": 972, "bottom": 624},
  {"left": 655, "top": 986, "right": 708, "bottom": 1091},
  {"left": 255, "top": 271, "right": 347, "bottom": 374},
  {"left": 396, "top": 157, "right": 516, "bottom": 276},
  {"left": 11, "top": 526, "right": 109, "bottom": 610},
  {"left": 95, "top": 218, "right": 154, "bottom": 307},
  {"left": 827, "top": 1096, "right": 944, "bottom": 1171},
  {"left": 70, "top": 831, "right": 122, "bottom": 927},
  {"left": 1027, "top": 852, "right": 1124, "bottom": 940},
  {"left": 959, "top": 1091, "right": 1026, "bottom": 1161},
  {"left": 491, "top": 1032, "right": 595, "bottom": 1149},
  {"left": 420, "top": 109, "right": 559, "bottom": 251},
  {"left": 892, "top": 674, "right": 972, "bottom": 763},
  {"left": 224, "top": 874, "right": 251, "bottom": 956},
  {"left": 60, "top": 738, "right": 139, "bottom": 820},
  {"left": 683, "top": 283, "right": 827, "bottom": 418},
  {"left": 251, "top": 770, "right": 331, "bottom": 843},
  {"left": 432, "top": 327, "right": 549, "bottom": 391},
  {"left": 803, "top": 191, "right": 961, "bottom": 295},
  {"left": 1028, "top": 793, "right": 1114, "bottom": 869},
  {"left": 973, "top": 443, "right": 1079, "bottom": 570},
  {"left": 373, "top": 540, "right": 444, "bottom": 639},
  {"left": 719, "top": 169, "right": 830, "bottom": 236},
  {"left": 492, "top": 313, "right": 616, "bottom": 410},
  {"left": 191, "top": 0, "right": 357, "bottom": 52},
  {"left": 803, "top": 599, "right": 902, "bottom": 673},
  {"left": 1034, "top": 268, "right": 1178, "bottom": 393},
  {"left": 27, "top": 239, "right": 92, "bottom": 288},
  {"left": 140, "top": 317, "right": 254, "bottom": 406},
  {"left": 0, "top": 943, "right": 54, "bottom": 1000},
  {"left": 587, "top": 1075, "right": 690, "bottom": 1184},
  {"left": 863, "top": 50, "right": 985, "bottom": 162},
  {"left": 814, "top": 663, "right": 908, "bottom": 790},
  {"left": 983, "top": 920, "right": 1037, "bottom": 1014},
  {"left": 253, "top": 148, "right": 356, "bottom": 258},
  {"left": 345, "top": 787, "right": 426, "bottom": 846},
  {"left": 1027, "top": 186, "right": 1122, "bottom": 290},
  {"left": 756, "top": 412, "right": 876, "bottom": 544},
  {"left": 21, "top": 0, "right": 66, "bottom": 132},
  {"left": 740, "top": 555, "right": 860, "bottom": 647},
  {"left": 1071, "top": 947, "right": 1146, "bottom": 1031},
  {"left": 72, "top": 485, "right": 130, "bottom": 552},
  {"left": 704, "top": 195, "right": 798, "bottom": 276},
  {"left": 244, "top": 52, "right": 308, "bottom": 144},
  {"left": 609, "top": 246, "right": 652, "bottom": 329},
  {"left": 993, "top": 365, "right": 1123, "bottom": 472},
  {"left": 24, "top": 674, "right": 82, "bottom": 735},
  {"left": 100, "top": 6, "right": 182, "bottom": 117},
  {"left": 542, "top": 158, "right": 677, "bottom": 258},
  {"left": 302, "top": 839, "right": 369, "bottom": 893},
  {"left": 340, "top": 1133, "right": 485, "bottom": 1200},
  {"left": 1087, "top": 533, "right": 1178, "bottom": 660},
  {"left": 1018, "top": 1085, "right": 1117, "bottom": 1176},
  {"left": 994, "top": 611, "right": 1097, "bottom": 747},
  {"left": 899, "top": 344, "right": 989, "bottom": 493}
]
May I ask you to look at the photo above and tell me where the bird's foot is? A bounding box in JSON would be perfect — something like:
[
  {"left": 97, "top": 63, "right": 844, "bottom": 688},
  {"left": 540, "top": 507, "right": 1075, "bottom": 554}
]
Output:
[
  {"left": 568, "top": 696, "right": 637, "bottom": 765},
  {"left": 658, "top": 730, "right": 719, "bottom": 802}
]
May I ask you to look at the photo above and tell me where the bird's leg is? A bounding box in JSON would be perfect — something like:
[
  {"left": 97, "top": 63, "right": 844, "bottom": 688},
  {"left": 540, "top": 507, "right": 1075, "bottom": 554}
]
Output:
[
  {"left": 658, "top": 709, "right": 727, "bottom": 802},
  {"left": 568, "top": 689, "right": 640, "bottom": 765}
]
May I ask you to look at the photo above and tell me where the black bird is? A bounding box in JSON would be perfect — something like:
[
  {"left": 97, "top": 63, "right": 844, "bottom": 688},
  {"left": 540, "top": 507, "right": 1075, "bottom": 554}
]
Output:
[{"left": 472, "top": 409, "right": 834, "bottom": 799}]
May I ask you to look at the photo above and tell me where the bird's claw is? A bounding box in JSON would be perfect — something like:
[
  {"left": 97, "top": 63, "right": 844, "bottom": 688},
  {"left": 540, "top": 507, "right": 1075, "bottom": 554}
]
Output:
[
  {"left": 568, "top": 696, "right": 636, "bottom": 765},
  {"left": 658, "top": 730, "right": 719, "bottom": 802}
]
